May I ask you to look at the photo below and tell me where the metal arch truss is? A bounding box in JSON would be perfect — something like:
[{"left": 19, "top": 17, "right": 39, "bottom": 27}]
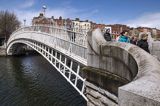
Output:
[{"left": 9, "top": 40, "right": 88, "bottom": 101}]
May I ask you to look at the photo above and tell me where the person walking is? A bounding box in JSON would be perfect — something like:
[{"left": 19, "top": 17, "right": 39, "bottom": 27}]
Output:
[
  {"left": 118, "top": 30, "right": 130, "bottom": 43},
  {"left": 137, "top": 33, "right": 150, "bottom": 53},
  {"left": 103, "top": 29, "right": 112, "bottom": 41}
]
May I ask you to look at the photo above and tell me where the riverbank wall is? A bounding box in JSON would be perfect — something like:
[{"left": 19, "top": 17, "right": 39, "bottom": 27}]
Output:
[{"left": 0, "top": 47, "right": 6, "bottom": 56}]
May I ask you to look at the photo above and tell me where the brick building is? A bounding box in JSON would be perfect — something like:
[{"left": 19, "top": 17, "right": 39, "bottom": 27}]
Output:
[
  {"left": 54, "top": 16, "right": 72, "bottom": 29},
  {"left": 149, "top": 28, "right": 160, "bottom": 40},
  {"left": 136, "top": 27, "right": 152, "bottom": 33},
  {"left": 91, "top": 23, "right": 106, "bottom": 30},
  {"left": 107, "top": 24, "right": 130, "bottom": 35},
  {"left": 136, "top": 27, "right": 160, "bottom": 39},
  {"left": 32, "top": 13, "right": 55, "bottom": 26},
  {"left": 32, "top": 11, "right": 160, "bottom": 40},
  {"left": 155, "top": 29, "right": 160, "bottom": 40},
  {"left": 32, "top": 14, "right": 72, "bottom": 30}
]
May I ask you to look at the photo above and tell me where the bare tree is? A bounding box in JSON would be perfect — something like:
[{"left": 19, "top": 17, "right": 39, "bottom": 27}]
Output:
[{"left": 0, "top": 10, "right": 20, "bottom": 42}]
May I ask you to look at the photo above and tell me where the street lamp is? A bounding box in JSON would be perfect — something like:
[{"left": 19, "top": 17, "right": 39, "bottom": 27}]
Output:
[
  {"left": 42, "top": 5, "right": 47, "bottom": 16},
  {"left": 23, "top": 19, "right": 26, "bottom": 26}
]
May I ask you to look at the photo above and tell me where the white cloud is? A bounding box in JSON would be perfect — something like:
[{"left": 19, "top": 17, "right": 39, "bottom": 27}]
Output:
[
  {"left": 20, "top": 0, "right": 35, "bottom": 9},
  {"left": 14, "top": 7, "right": 77, "bottom": 25},
  {"left": 45, "top": 7, "right": 78, "bottom": 18},
  {"left": 14, "top": 7, "right": 99, "bottom": 26},
  {"left": 79, "top": 9, "right": 99, "bottom": 19},
  {"left": 124, "top": 12, "right": 160, "bottom": 28},
  {"left": 8, "top": 0, "right": 100, "bottom": 26},
  {"left": 15, "top": 3, "right": 70, "bottom": 25},
  {"left": 15, "top": 10, "right": 39, "bottom": 25}
]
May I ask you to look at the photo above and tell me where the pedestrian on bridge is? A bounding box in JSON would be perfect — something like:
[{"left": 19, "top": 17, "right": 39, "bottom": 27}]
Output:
[
  {"left": 118, "top": 30, "right": 130, "bottom": 43},
  {"left": 103, "top": 29, "right": 112, "bottom": 41},
  {"left": 137, "top": 33, "right": 150, "bottom": 53},
  {"left": 130, "top": 36, "right": 138, "bottom": 45}
]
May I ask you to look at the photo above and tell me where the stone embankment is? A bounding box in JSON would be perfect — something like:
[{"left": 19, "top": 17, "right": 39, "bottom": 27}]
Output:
[{"left": 0, "top": 46, "right": 6, "bottom": 56}]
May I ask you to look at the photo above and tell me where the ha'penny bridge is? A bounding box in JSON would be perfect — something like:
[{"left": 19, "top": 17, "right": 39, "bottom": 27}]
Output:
[{"left": 7, "top": 25, "right": 160, "bottom": 106}]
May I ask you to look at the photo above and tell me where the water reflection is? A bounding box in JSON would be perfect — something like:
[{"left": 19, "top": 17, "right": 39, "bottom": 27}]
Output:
[{"left": 0, "top": 55, "right": 86, "bottom": 106}]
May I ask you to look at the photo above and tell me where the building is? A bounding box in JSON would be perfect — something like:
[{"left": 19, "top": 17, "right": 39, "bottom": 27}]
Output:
[
  {"left": 32, "top": 13, "right": 56, "bottom": 26},
  {"left": 72, "top": 18, "right": 91, "bottom": 34},
  {"left": 103, "top": 24, "right": 130, "bottom": 39},
  {"left": 65, "top": 18, "right": 72, "bottom": 30},
  {"left": 91, "top": 23, "right": 106, "bottom": 30},
  {"left": 148, "top": 28, "right": 160, "bottom": 40},
  {"left": 137, "top": 27, "right": 152, "bottom": 33},
  {"left": 135, "top": 27, "right": 160, "bottom": 40},
  {"left": 129, "top": 28, "right": 140, "bottom": 37},
  {"left": 107, "top": 24, "right": 130, "bottom": 35},
  {"left": 157, "top": 30, "right": 160, "bottom": 40}
]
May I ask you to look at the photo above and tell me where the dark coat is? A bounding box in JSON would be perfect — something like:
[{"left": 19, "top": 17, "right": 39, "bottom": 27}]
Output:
[
  {"left": 104, "top": 32, "right": 112, "bottom": 41},
  {"left": 130, "top": 39, "right": 137, "bottom": 45},
  {"left": 137, "top": 39, "right": 150, "bottom": 53}
]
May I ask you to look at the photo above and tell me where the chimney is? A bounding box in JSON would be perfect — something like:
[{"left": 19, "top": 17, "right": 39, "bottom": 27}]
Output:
[
  {"left": 59, "top": 16, "right": 62, "bottom": 20},
  {"left": 75, "top": 18, "right": 80, "bottom": 21},
  {"left": 51, "top": 16, "right": 54, "bottom": 19}
]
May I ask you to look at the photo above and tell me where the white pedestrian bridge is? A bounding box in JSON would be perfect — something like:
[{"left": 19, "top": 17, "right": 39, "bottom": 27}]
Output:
[
  {"left": 7, "top": 25, "right": 88, "bottom": 101},
  {"left": 7, "top": 26, "right": 160, "bottom": 106}
]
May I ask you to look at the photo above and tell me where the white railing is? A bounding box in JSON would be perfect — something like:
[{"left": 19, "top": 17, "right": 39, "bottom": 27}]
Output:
[
  {"left": 7, "top": 25, "right": 87, "bottom": 65},
  {"left": 7, "top": 39, "right": 88, "bottom": 101},
  {"left": 9, "top": 25, "right": 87, "bottom": 47}
]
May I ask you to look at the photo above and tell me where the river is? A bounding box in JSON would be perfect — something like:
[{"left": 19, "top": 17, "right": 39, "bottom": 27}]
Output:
[{"left": 0, "top": 55, "right": 86, "bottom": 106}]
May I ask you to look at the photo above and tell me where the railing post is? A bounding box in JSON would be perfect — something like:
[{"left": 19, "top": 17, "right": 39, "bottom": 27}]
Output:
[
  {"left": 44, "top": 45, "right": 46, "bottom": 55},
  {"left": 63, "top": 57, "right": 67, "bottom": 74},
  {"left": 69, "top": 61, "right": 73, "bottom": 80},
  {"left": 51, "top": 49, "right": 53, "bottom": 62},
  {"left": 81, "top": 79, "right": 86, "bottom": 93},
  {"left": 75, "top": 65, "right": 80, "bottom": 86},
  {"left": 55, "top": 51, "right": 57, "bottom": 65},
  {"left": 59, "top": 53, "right": 62, "bottom": 70}
]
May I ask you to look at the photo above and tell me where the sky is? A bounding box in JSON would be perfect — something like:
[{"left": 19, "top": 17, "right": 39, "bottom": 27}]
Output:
[{"left": 1, "top": 0, "right": 160, "bottom": 28}]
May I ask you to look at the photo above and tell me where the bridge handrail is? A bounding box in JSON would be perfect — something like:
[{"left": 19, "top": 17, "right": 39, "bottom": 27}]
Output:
[
  {"left": 89, "top": 29, "right": 160, "bottom": 105},
  {"left": 8, "top": 25, "right": 87, "bottom": 48},
  {"left": 10, "top": 25, "right": 87, "bottom": 38},
  {"left": 103, "top": 43, "right": 160, "bottom": 105},
  {"left": 10, "top": 31, "right": 87, "bottom": 48},
  {"left": 7, "top": 25, "right": 88, "bottom": 64}
]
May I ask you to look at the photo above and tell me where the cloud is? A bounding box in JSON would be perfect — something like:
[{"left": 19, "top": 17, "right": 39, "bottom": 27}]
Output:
[
  {"left": 14, "top": 6, "right": 99, "bottom": 26},
  {"left": 14, "top": 7, "right": 77, "bottom": 25},
  {"left": 46, "top": 7, "right": 79, "bottom": 18},
  {"left": 124, "top": 12, "right": 160, "bottom": 28},
  {"left": 20, "top": 0, "right": 35, "bottom": 9},
  {"left": 15, "top": 10, "right": 39, "bottom": 25},
  {"left": 6, "top": 0, "right": 100, "bottom": 26},
  {"left": 80, "top": 9, "right": 99, "bottom": 18}
]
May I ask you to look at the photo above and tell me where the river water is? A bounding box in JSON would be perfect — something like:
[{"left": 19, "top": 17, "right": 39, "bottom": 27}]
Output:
[{"left": 0, "top": 55, "right": 86, "bottom": 106}]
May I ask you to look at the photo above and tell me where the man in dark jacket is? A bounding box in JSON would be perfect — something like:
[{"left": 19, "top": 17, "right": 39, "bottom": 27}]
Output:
[
  {"left": 137, "top": 34, "right": 150, "bottom": 53},
  {"left": 104, "top": 29, "right": 112, "bottom": 41},
  {"left": 130, "top": 36, "right": 137, "bottom": 45}
]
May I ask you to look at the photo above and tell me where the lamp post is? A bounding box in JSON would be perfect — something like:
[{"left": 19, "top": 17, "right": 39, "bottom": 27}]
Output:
[
  {"left": 64, "top": 19, "right": 67, "bottom": 29},
  {"left": 42, "top": 5, "right": 47, "bottom": 16},
  {"left": 23, "top": 19, "right": 26, "bottom": 26}
]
